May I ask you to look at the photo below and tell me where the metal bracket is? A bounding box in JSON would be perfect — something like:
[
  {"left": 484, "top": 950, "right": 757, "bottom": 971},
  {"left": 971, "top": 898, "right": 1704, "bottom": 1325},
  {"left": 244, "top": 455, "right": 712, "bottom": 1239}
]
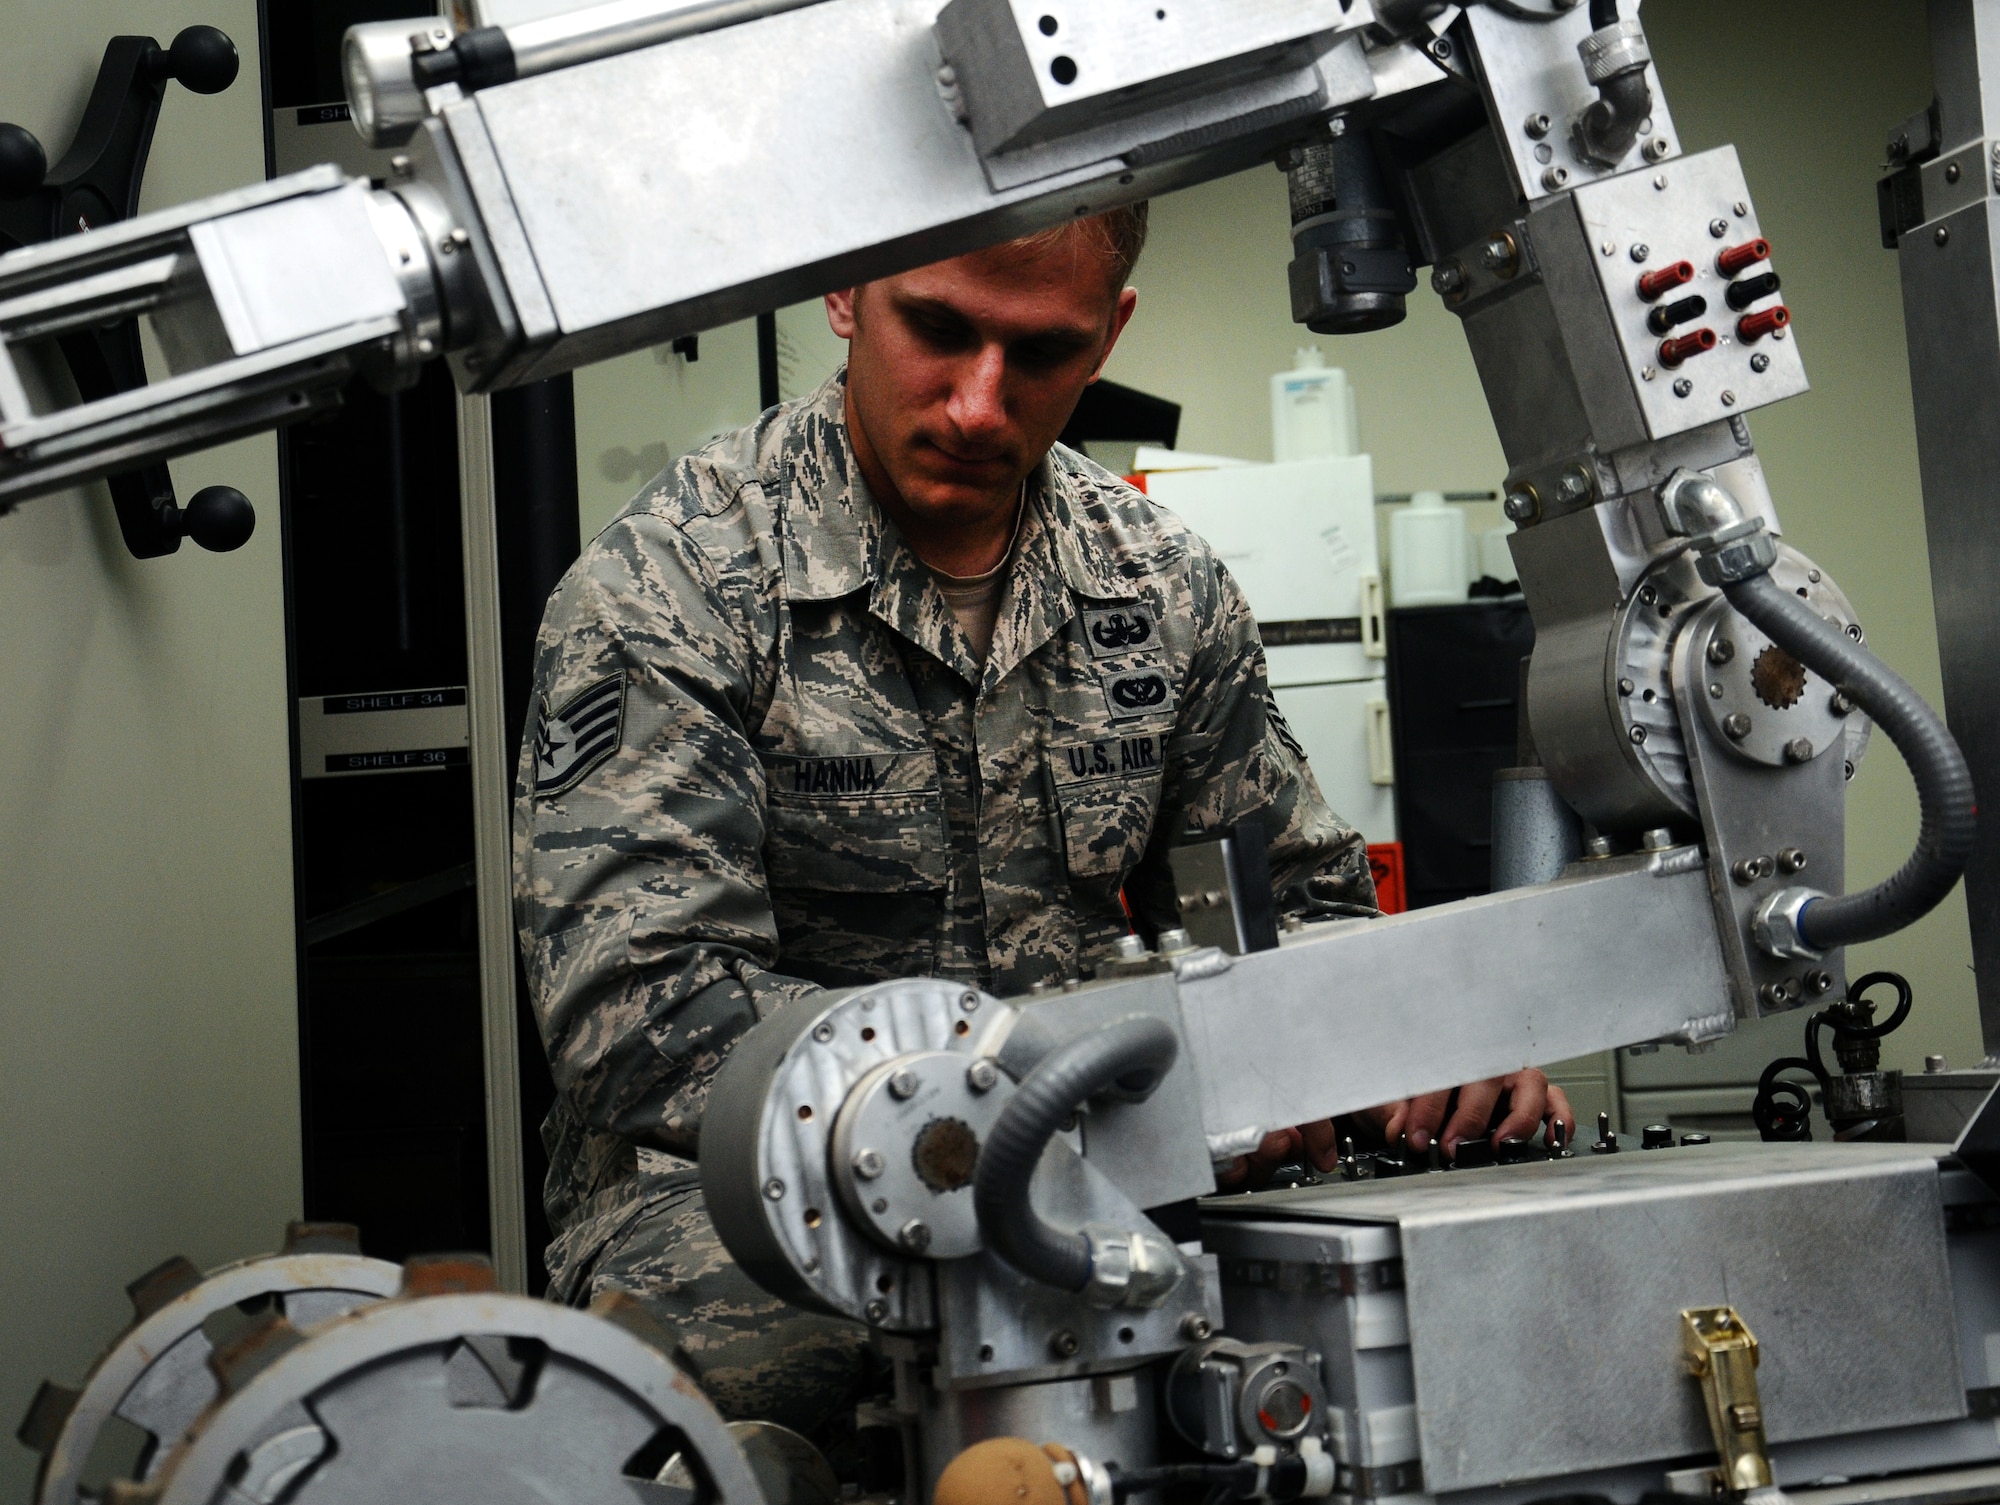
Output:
[
  {"left": 1681, "top": 1305, "right": 1774, "bottom": 1495},
  {"left": 0, "top": 27, "right": 255, "bottom": 557}
]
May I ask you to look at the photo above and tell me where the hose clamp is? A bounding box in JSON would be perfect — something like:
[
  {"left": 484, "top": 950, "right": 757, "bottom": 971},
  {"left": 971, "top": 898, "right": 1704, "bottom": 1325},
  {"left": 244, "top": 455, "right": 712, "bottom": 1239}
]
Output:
[
  {"left": 1752, "top": 887, "right": 1826, "bottom": 961},
  {"left": 1082, "top": 1224, "right": 1185, "bottom": 1310}
]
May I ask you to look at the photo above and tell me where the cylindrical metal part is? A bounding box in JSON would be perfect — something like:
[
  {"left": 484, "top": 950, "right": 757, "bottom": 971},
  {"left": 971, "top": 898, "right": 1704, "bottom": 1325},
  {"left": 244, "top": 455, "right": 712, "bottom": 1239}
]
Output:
[
  {"left": 1286, "top": 131, "right": 1416, "bottom": 336},
  {"left": 504, "top": 0, "right": 832, "bottom": 80},
  {"left": 1491, "top": 768, "right": 1584, "bottom": 890}
]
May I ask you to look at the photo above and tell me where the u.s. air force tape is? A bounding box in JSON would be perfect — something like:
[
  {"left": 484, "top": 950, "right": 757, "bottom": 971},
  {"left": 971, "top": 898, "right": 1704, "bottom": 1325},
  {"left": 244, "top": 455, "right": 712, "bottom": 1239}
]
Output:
[{"left": 532, "top": 671, "right": 625, "bottom": 797}]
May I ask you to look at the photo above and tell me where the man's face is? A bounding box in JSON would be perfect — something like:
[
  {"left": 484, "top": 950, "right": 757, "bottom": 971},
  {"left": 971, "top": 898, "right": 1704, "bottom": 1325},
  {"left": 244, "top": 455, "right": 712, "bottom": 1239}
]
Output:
[{"left": 826, "top": 237, "right": 1138, "bottom": 536}]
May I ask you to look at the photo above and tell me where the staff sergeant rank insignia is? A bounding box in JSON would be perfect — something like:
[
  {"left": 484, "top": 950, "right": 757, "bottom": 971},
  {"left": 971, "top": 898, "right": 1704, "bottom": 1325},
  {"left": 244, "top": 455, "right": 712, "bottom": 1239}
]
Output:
[
  {"left": 533, "top": 672, "right": 625, "bottom": 798},
  {"left": 1083, "top": 606, "right": 1158, "bottom": 659}
]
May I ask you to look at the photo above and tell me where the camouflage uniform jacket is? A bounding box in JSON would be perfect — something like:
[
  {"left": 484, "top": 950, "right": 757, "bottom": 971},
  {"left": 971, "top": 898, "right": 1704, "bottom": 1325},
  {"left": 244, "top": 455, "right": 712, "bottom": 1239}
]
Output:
[{"left": 513, "top": 369, "right": 1374, "bottom": 1286}]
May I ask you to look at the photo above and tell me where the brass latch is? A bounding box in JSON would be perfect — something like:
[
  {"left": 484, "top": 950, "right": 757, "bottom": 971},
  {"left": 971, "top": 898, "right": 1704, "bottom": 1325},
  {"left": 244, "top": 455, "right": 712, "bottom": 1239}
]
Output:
[{"left": 1681, "top": 1306, "right": 1774, "bottom": 1495}]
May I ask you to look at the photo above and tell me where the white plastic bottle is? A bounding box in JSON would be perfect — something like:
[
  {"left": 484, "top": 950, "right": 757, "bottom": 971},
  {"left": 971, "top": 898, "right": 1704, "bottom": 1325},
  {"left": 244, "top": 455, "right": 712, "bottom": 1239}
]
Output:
[
  {"left": 1389, "top": 491, "right": 1471, "bottom": 607},
  {"left": 1270, "top": 347, "right": 1359, "bottom": 463}
]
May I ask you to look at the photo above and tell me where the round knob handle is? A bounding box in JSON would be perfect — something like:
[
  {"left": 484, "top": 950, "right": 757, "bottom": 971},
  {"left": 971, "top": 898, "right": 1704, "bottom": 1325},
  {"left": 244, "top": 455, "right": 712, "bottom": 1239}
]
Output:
[
  {"left": 163, "top": 27, "right": 240, "bottom": 95},
  {"left": 0, "top": 122, "right": 47, "bottom": 201},
  {"left": 177, "top": 485, "right": 256, "bottom": 552}
]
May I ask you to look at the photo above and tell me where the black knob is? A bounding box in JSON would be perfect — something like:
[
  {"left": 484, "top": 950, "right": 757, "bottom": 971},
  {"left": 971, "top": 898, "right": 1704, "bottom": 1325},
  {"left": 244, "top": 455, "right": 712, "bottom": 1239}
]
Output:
[
  {"left": 0, "top": 122, "right": 46, "bottom": 200},
  {"left": 1494, "top": 1136, "right": 1542, "bottom": 1165},
  {"left": 174, "top": 485, "right": 256, "bottom": 551},
  {"left": 1452, "top": 1137, "right": 1495, "bottom": 1169},
  {"left": 1640, "top": 1123, "right": 1674, "bottom": 1150},
  {"left": 161, "top": 27, "right": 240, "bottom": 95},
  {"left": 1725, "top": 271, "right": 1783, "bottom": 311}
]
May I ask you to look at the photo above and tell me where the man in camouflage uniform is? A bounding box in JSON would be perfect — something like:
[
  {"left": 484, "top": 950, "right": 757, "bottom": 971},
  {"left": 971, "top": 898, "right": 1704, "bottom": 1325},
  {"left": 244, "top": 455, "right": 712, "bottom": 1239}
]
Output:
[{"left": 514, "top": 207, "right": 1569, "bottom": 1438}]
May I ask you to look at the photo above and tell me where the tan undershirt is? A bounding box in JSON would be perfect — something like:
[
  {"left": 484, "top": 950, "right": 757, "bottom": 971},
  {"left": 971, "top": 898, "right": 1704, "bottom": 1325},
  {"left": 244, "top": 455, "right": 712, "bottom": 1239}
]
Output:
[{"left": 929, "top": 499, "right": 1025, "bottom": 667}]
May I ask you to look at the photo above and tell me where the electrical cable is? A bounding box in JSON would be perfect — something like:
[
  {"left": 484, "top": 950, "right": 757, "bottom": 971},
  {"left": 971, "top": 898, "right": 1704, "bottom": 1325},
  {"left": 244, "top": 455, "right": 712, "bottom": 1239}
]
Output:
[
  {"left": 971, "top": 1014, "right": 1178, "bottom": 1292},
  {"left": 1721, "top": 573, "right": 1976, "bottom": 951},
  {"left": 1752, "top": 970, "right": 1913, "bottom": 1141},
  {"left": 1589, "top": 0, "right": 1618, "bottom": 29}
]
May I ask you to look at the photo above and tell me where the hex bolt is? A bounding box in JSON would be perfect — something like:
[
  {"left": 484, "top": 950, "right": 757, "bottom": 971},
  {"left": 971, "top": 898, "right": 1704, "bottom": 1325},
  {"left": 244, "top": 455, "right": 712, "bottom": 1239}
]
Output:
[
  {"left": 1557, "top": 465, "right": 1593, "bottom": 504},
  {"left": 1927, "top": 1054, "right": 1950, "bottom": 1074},
  {"left": 1585, "top": 835, "right": 1615, "bottom": 859},
  {"left": 865, "top": 1299, "right": 889, "bottom": 1324},
  {"left": 1503, "top": 489, "right": 1539, "bottom": 523},
  {"left": 966, "top": 1059, "right": 998, "bottom": 1093},
  {"left": 899, "top": 1220, "right": 932, "bottom": 1253},
  {"left": 1431, "top": 260, "right": 1467, "bottom": 298},
  {"left": 1723, "top": 712, "right": 1753, "bottom": 740},
  {"left": 1181, "top": 1314, "right": 1213, "bottom": 1342},
  {"left": 853, "top": 1148, "right": 886, "bottom": 1180},
  {"left": 1641, "top": 828, "right": 1674, "bottom": 851},
  {"left": 888, "top": 1069, "right": 920, "bottom": 1101},
  {"left": 1158, "top": 927, "right": 1194, "bottom": 953},
  {"left": 1050, "top": 1330, "right": 1082, "bottom": 1358},
  {"left": 1709, "top": 639, "right": 1737, "bottom": 665},
  {"left": 1777, "top": 848, "right": 1808, "bottom": 874},
  {"left": 1481, "top": 235, "right": 1517, "bottom": 274},
  {"left": 1784, "top": 737, "right": 1815, "bottom": 763},
  {"left": 1113, "top": 934, "right": 1148, "bottom": 960},
  {"left": 1830, "top": 690, "right": 1855, "bottom": 715}
]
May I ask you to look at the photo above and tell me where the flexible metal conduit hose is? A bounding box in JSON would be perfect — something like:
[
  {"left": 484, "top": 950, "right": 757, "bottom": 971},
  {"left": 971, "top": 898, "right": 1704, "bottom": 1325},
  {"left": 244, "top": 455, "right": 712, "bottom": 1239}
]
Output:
[
  {"left": 1722, "top": 571, "right": 1976, "bottom": 950},
  {"left": 971, "top": 1014, "right": 1179, "bottom": 1292}
]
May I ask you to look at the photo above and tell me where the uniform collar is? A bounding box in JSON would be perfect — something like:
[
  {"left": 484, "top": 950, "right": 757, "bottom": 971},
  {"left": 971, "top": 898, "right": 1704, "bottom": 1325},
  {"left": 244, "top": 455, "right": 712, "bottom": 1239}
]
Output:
[{"left": 778, "top": 369, "right": 1141, "bottom": 686}]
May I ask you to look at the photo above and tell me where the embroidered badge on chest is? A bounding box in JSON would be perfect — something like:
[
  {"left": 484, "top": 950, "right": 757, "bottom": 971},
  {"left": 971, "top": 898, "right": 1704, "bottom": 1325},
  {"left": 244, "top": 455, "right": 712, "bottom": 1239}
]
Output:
[
  {"left": 1102, "top": 666, "right": 1174, "bottom": 721},
  {"left": 533, "top": 672, "right": 625, "bottom": 798},
  {"left": 1082, "top": 606, "right": 1159, "bottom": 660}
]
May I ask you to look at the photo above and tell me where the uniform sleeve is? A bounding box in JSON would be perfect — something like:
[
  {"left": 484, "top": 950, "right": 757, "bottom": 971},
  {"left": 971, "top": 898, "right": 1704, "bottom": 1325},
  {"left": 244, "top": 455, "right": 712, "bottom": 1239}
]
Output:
[
  {"left": 1127, "top": 554, "right": 1378, "bottom": 933},
  {"left": 512, "top": 502, "right": 820, "bottom": 1160}
]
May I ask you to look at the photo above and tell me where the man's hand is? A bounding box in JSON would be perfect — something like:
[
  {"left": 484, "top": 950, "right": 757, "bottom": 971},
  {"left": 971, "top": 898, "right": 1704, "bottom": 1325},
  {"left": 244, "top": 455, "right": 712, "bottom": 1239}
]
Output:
[
  {"left": 1364, "top": 1069, "right": 1571, "bottom": 1158},
  {"left": 1212, "top": 1070, "right": 1572, "bottom": 1190}
]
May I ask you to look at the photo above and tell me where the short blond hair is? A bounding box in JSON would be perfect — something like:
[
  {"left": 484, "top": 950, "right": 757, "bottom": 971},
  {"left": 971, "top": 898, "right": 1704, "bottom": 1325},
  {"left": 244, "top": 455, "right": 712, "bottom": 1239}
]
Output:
[{"left": 1007, "top": 202, "right": 1151, "bottom": 293}]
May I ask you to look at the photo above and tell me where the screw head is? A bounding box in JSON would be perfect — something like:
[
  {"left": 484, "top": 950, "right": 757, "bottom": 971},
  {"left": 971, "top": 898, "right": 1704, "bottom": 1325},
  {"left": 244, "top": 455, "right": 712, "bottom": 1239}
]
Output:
[
  {"left": 1710, "top": 218, "right": 1730, "bottom": 238},
  {"left": 1602, "top": 239, "right": 1618, "bottom": 257},
  {"left": 1948, "top": 161, "right": 1964, "bottom": 183},
  {"left": 1641, "top": 827, "right": 1674, "bottom": 851},
  {"left": 765, "top": 1178, "right": 786, "bottom": 1200},
  {"left": 1751, "top": 353, "right": 1772, "bottom": 374},
  {"left": 865, "top": 1299, "right": 889, "bottom": 1323},
  {"left": 812, "top": 1023, "right": 835, "bottom": 1043},
  {"left": 1050, "top": 1329, "right": 1081, "bottom": 1358},
  {"left": 1710, "top": 683, "right": 1724, "bottom": 699},
  {"left": 1629, "top": 725, "right": 1648, "bottom": 745},
  {"left": 1642, "top": 137, "right": 1672, "bottom": 163},
  {"left": 1524, "top": 112, "right": 1552, "bottom": 138},
  {"left": 1557, "top": 466, "right": 1593, "bottom": 503},
  {"left": 1654, "top": 173, "right": 1670, "bottom": 190},
  {"left": 960, "top": 991, "right": 981, "bottom": 1012},
  {"left": 1846, "top": 622, "right": 1865, "bottom": 642},
  {"left": 1937, "top": 225, "right": 1953, "bottom": 246},
  {"left": 1785, "top": 737, "right": 1815, "bottom": 763},
  {"left": 1503, "top": 489, "right": 1538, "bottom": 523},
  {"left": 1673, "top": 378, "right": 1694, "bottom": 398},
  {"left": 1181, "top": 1314, "right": 1213, "bottom": 1341},
  {"left": 1777, "top": 847, "right": 1808, "bottom": 874},
  {"left": 1927, "top": 1054, "right": 1950, "bottom": 1074},
  {"left": 390, "top": 153, "right": 414, "bottom": 178},
  {"left": 1431, "top": 260, "right": 1467, "bottom": 298},
  {"left": 853, "top": 1148, "right": 886, "bottom": 1180},
  {"left": 1542, "top": 165, "right": 1571, "bottom": 191},
  {"left": 966, "top": 1059, "right": 998, "bottom": 1093},
  {"left": 1617, "top": 677, "right": 1636, "bottom": 696},
  {"left": 1480, "top": 235, "right": 1514, "bottom": 272},
  {"left": 1724, "top": 712, "right": 1753, "bottom": 740},
  {"left": 889, "top": 1070, "right": 919, "bottom": 1101},
  {"left": 1585, "top": 835, "right": 1616, "bottom": 859},
  {"left": 899, "top": 1220, "right": 932, "bottom": 1253},
  {"left": 1805, "top": 969, "right": 1836, "bottom": 996},
  {"left": 1721, "top": 391, "right": 1738, "bottom": 407},
  {"left": 1830, "top": 690, "right": 1855, "bottom": 716},
  {"left": 1709, "top": 638, "right": 1736, "bottom": 665}
]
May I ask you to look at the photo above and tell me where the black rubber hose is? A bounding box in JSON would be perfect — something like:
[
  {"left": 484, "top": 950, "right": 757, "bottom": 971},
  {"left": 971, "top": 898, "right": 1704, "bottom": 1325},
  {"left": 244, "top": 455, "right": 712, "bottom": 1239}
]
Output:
[
  {"left": 972, "top": 1014, "right": 1179, "bottom": 1293},
  {"left": 1590, "top": 0, "right": 1618, "bottom": 28},
  {"left": 1722, "top": 571, "right": 1976, "bottom": 950}
]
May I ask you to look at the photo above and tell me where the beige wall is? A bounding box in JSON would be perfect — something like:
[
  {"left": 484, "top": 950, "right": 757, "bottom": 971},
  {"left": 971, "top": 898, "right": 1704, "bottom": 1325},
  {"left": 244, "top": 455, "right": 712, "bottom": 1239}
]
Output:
[{"left": 0, "top": 5, "right": 299, "bottom": 1496}]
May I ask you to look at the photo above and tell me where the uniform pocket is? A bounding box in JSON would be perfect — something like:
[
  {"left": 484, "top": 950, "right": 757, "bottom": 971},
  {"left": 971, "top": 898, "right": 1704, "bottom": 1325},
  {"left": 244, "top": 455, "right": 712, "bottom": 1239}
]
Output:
[
  {"left": 763, "top": 785, "right": 948, "bottom": 986},
  {"left": 1052, "top": 731, "right": 1167, "bottom": 888}
]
